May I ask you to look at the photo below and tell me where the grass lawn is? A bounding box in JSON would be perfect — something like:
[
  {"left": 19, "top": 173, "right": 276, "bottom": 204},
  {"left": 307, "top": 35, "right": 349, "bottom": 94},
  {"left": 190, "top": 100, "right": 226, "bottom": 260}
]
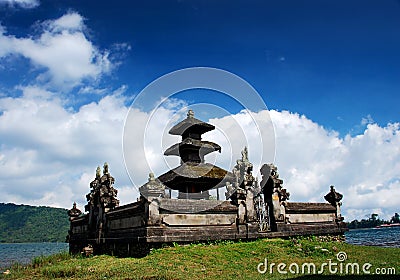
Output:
[{"left": 3, "top": 237, "right": 399, "bottom": 279}]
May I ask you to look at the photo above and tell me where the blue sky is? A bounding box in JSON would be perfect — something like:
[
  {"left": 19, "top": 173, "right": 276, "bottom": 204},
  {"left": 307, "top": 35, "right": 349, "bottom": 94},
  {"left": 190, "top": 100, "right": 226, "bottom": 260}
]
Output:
[
  {"left": 0, "top": 0, "right": 399, "bottom": 220},
  {"left": 1, "top": 0, "right": 399, "bottom": 134}
]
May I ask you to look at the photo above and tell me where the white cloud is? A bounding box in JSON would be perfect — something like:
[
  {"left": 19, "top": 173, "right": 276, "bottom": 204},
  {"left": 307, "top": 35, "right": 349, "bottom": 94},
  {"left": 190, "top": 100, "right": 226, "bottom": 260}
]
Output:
[
  {"left": 208, "top": 110, "right": 275, "bottom": 174},
  {"left": 0, "top": 0, "right": 39, "bottom": 9},
  {"left": 269, "top": 110, "right": 345, "bottom": 200},
  {"left": 78, "top": 86, "right": 108, "bottom": 95},
  {"left": 47, "top": 12, "right": 85, "bottom": 32},
  {"left": 361, "top": 114, "right": 374, "bottom": 126},
  {"left": 0, "top": 26, "right": 14, "bottom": 56},
  {"left": 269, "top": 110, "right": 400, "bottom": 221},
  {"left": 0, "top": 92, "right": 399, "bottom": 221},
  {"left": 0, "top": 86, "right": 132, "bottom": 208},
  {"left": 0, "top": 12, "right": 118, "bottom": 89}
]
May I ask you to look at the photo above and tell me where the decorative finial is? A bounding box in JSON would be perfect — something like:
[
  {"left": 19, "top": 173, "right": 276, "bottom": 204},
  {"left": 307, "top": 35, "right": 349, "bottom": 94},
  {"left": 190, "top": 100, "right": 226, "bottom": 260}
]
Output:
[
  {"left": 103, "top": 162, "right": 109, "bottom": 175},
  {"left": 241, "top": 146, "right": 249, "bottom": 161},
  {"left": 187, "top": 109, "right": 194, "bottom": 118},
  {"left": 96, "top": 166, "right": 101, "bottom": 178},
  {"left": 324, "top": 185, "right": 343, "bottom": 205},
  {"left": 149, "top": 173, "right": 155, "bottom": 181}
]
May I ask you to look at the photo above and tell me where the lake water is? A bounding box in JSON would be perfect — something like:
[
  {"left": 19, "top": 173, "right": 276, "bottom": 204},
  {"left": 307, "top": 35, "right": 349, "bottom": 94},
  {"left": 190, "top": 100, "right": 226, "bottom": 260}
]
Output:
[
  {"left": 345, "top": 226, "right": 400, "bottom": 248},
  {"left": 0, "top": 227, "right": 399, "bottom": 270},
  {"left": 0, "top": 242, "right": 68, "bottom": 270}
]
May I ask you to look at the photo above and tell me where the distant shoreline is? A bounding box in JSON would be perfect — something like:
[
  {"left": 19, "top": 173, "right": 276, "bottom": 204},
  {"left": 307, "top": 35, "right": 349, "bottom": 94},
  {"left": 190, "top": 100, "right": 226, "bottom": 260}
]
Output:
[
  {"left": 347, "top": 224, "right": 400, "bottom": 230},
  {"left": 375, "top": 223, "right": 400, "bottom": 228}
]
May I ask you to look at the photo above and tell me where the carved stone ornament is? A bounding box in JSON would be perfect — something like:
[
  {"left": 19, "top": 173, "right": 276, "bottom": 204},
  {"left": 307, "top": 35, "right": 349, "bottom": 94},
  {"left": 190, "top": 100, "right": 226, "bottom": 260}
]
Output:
[
  {"left": 85, "top": 163, "right": 119, "bottom": 212},
  {"left": 324, "top": 185, "right": 343, "bottom": 206},
  {"left": 67, "top": 202, "right": 82, "bottom": 220},
  {"left": 139, "top": 173, "right": 166, "bottom": 198}
]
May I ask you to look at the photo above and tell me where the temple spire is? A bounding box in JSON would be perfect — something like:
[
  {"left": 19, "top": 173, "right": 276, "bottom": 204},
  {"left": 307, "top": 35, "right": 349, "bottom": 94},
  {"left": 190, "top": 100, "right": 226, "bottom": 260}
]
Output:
[
  {"left": 164, "top": 110, "right": 221, "bottom": 163},
  {"left": 159, "top": 110, "right": 234, "bottom": 199}
]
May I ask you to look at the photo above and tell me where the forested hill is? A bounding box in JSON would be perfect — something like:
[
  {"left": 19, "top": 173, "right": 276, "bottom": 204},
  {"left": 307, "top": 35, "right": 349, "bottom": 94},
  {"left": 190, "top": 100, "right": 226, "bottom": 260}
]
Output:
[{"left": 0, "top": 203, "right": 70, "bottom": 243}]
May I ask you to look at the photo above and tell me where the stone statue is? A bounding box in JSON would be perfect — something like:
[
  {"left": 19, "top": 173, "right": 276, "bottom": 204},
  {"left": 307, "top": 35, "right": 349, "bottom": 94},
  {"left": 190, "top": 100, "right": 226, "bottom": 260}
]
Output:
[
  {"left": 84, "top": 163, "right": 120, "bottom": 243},
  {"left": 233, "top": 146, "right": 254, "bottom": 190},
  {"left": 90, "top": 166, "right": 101, "bottom": 190},
  {"left": 86, "top": 167, "right": 101, "bottom": 212},
  {"left": 85, "top": 163, "right": 119, "bottom": 219},
  {"left": 241, "top": 146, "right": 249, "bottom": 162},
  {"left": 96, "top": 166, "right": 101, "bottom": 179},
  {"left": 99, "top": 162, "right": 119, "bottom": 210},
  {"left": 228, "top": 147, "right": 259, "bottom": 222},
  {"left": 103, "top": 162, "right": 109, "bottom": 175}
]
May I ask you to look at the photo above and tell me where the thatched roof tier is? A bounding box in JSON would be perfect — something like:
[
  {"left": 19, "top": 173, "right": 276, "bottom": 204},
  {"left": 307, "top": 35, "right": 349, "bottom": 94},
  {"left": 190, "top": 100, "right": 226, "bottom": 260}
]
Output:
[
  {"left": 169, "top": 110, "right": 214, "bottom": 137},
  {"left": 158, "top": 163, "right": 235, "bottom": 192},
  {"left": 164, "top": 138, "right": 221, "bottom": 157}
]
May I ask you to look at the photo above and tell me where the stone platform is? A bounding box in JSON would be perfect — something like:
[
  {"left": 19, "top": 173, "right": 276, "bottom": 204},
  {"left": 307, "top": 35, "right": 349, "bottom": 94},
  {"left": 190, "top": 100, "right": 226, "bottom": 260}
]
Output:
[{"left": 68, "top": 191, "right": 347, "bottom": 256}]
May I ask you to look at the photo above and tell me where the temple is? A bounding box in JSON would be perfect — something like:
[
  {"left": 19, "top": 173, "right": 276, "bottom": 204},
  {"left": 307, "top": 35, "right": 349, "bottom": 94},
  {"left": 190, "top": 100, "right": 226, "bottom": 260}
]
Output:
[{"left": 67, "top": 110, "right": 347, "bottom": 256}]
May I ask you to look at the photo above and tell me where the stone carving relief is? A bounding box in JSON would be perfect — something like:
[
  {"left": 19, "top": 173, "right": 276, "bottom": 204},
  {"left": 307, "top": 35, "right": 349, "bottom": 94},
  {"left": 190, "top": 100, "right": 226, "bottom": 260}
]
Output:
[{"left": 85, "top": 163, "right": 120, "bottom": 242}]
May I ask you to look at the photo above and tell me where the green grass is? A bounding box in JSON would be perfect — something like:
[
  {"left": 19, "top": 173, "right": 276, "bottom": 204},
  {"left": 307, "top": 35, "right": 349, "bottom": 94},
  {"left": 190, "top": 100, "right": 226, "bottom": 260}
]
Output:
[{"left": 3, "top": 238, "right": 400, "bottom": 279}]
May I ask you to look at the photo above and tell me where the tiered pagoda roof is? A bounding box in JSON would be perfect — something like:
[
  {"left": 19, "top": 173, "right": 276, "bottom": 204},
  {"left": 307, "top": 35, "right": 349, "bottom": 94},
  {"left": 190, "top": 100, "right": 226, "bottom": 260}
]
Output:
[{"left": 158, "top": 110, "right": 234, "bottom": 195}]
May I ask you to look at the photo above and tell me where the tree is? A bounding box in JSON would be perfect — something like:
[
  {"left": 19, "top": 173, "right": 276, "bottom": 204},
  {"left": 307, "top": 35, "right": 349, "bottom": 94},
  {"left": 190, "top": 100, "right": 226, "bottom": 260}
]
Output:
[
  {"left": 370, "top": 213, "right": 378, "bottom": 221},
  {"left": 391, "top": 213, "right": 400, "bottom": 224},
  {"left": 347, "top": 213, "right": 390, "bottom": 229}
]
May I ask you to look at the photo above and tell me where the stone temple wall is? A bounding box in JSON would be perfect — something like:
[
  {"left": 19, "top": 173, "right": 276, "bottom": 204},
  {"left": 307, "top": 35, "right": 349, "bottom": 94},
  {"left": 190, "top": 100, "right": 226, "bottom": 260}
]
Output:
[{"left": 67, "top": 147, "right": 347, "bottom": 256}]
